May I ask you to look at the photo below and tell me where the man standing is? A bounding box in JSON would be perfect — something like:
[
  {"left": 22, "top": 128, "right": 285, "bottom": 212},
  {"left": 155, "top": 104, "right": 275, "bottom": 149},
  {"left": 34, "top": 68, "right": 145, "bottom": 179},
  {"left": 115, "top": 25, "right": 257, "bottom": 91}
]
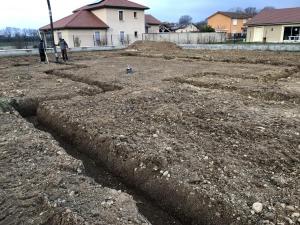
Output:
[
  {"left": 38, "top": 39, "right": 46, "bottom": 63},
  {"left": 58, "top": 38, "right": 69, "bottom": 61}
]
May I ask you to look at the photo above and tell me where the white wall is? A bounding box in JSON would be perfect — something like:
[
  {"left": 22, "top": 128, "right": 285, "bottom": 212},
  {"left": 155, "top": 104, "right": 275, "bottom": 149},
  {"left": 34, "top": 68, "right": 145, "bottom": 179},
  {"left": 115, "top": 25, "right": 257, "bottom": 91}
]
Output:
[
  {"left": 147, "top": 25, "right": 160, "bottom": 33},
  {"left": 175, "top": 24, "right": 199, "bottom": 33},
  {"left": 247, "top": 24, "right": 300, "bottom": 43},
  {"left": 144, "top": 32, "right": 226, "bottom": 44},
  {"left": 92, "top": 8, "right": 145, "bottom": 45},
  {"left": 53, "top": 29, "right": 107, "bottom": 48}
]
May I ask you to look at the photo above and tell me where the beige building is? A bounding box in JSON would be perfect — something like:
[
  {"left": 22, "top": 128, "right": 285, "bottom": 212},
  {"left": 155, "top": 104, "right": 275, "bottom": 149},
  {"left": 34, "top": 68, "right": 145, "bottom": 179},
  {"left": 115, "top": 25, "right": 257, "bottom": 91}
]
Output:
[
  {"left": 207, "top": 12, "right": 252, "bottom": 36},
  {"left": 40, "top": 0, "right": 160, "bottom": 47},
  {"left": 247, "top": 7, "right": 300, "bottom": 43},
  {"left": 174, "top": 24, "right": 199, "bottom": 33},
  {"left": 145, "top": 14, "right": 161, "bottom": 33}
]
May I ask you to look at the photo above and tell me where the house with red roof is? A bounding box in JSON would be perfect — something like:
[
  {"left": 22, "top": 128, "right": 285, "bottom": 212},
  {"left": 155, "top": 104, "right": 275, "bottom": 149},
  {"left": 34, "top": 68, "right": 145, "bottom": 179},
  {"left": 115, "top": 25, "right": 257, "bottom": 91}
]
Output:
[
  {"left": 246, "top": 7, "right": 300, "bottom": 43},
  {"left": 145, "top": 14, "right": 161, "bottom": 33},
  {"left": 40, "top": 0, "right": 161, "bottom": 47}
]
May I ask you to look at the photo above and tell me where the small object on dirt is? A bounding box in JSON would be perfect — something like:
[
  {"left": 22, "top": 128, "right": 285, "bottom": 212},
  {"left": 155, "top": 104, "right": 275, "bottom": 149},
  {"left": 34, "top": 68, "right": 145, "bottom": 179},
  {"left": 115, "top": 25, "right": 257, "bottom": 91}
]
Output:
[
  {"left": 57, "top": 151, "right": 63, "bottom": 155},
  {"left": 252, "top": 202, "right": 263, "bottom": 213},
  {"left": 126, "top": 65, "right": 133, "bottom": 74},
  {"left": 162, "top": 171, "right": 169, "bottom": 177},
  {"left": 166, "top": 146, "right": 172, "bottom": 151},
  {"left": 153, "top": 166, "right": 159, "bottom": 171},
  {"left": 286, "top": 206, "right": 295, "bottom": 212},
  {"left": 292, "top": 213, "right": 300, "bottom": 218},
  {"left": 65, "top": 208, "right": 72, "bottom": 213},
  {"left": 281, "top": 203, "right": 286, "bottom": 208},
  {"left": 119, "top": 135, "right": 126, "bottom": 141},
  {"left": 153, "top": 134, "right": 158, "bottom": 138},
  {"left": 57, "top": 79, "right": 63, "bottom": 83}
]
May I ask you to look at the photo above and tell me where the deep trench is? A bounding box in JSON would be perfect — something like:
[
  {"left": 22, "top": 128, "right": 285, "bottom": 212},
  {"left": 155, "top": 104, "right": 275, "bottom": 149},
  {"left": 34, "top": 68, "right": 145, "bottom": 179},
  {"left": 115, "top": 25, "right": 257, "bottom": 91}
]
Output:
[{"left": 21, "top": 112, "right": 183, "bottom": 225}]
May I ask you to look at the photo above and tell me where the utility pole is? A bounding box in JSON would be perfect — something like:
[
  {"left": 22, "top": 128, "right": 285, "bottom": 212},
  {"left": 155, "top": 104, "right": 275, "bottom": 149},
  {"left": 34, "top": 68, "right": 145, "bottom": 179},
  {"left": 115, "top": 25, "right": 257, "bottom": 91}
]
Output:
[{"left": 46, "top": 0, "right": 59, "bottom": 62}]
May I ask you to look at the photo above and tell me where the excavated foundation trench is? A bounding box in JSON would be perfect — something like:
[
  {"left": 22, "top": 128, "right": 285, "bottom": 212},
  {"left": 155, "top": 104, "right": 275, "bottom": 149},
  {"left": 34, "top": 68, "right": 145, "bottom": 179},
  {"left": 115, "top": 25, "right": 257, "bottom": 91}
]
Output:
[
  {"left": 12, "top": 95, "right": 234, "bottom": 225},
  {"left": 36, "top": 102, "right": 235, "bottom": 225},
  {"left": 11, "top": 64, "right": 234, "bottom": 224},
  {"left": 25, "top": 116, "right": 182, "bottom": 225}
]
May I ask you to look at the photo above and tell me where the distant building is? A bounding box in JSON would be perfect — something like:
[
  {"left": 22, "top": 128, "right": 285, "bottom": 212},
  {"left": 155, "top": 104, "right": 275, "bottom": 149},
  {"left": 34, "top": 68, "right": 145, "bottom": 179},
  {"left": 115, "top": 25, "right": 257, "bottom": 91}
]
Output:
[
  {"left": 40, "top": 0, "right": 153, "bottom": 47},
  {"left": 159, "top": 23, "right": 176, "bottom": 33},
  {"left": 246, "top": 7, "right": 300, "bottom": 43},
  {"left": 145, "top": 14, "right": 161, "bottom": 33},
  {"left": 207, "top": 11, "right": 252, "bottom": 37},
  {"left": 174, "top": 24, "right": 199, "bottom": 33}
]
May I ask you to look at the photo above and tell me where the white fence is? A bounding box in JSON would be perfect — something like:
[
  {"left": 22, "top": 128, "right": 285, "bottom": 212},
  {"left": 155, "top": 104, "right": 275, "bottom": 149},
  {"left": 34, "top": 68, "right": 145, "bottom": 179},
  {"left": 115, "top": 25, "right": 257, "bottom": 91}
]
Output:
[{"left": 142, "top": 32, "right": 226, "bottom": 44}]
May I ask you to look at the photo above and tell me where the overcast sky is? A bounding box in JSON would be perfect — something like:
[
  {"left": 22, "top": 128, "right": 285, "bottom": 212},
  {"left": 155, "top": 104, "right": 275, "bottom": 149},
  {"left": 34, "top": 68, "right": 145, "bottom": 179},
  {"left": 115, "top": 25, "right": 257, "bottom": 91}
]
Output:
[{"left": 0, "top": 0, "right": 299, "bottom": 29}]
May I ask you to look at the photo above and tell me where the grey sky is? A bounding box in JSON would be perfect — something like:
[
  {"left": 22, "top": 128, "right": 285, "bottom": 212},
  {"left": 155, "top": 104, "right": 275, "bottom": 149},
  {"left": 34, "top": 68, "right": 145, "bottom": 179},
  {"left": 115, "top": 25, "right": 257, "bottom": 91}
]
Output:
[{"left": 0, "top": 0, "right": 299, "bottom": 29}]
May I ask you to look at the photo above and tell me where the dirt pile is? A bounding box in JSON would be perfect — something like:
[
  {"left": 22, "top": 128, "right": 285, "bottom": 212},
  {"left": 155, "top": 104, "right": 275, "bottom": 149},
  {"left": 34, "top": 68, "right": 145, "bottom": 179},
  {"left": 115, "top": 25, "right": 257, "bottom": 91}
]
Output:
[{"left": 128, "top": 41, "right": 181, "bottom": 52}]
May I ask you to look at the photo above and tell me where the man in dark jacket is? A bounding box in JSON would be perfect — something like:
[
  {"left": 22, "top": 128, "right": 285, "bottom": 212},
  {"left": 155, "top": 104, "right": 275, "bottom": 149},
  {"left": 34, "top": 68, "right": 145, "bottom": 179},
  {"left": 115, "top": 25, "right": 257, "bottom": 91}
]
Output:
[
  {"left": 58, "top": 38, "right": 69, "bottom": 61},
  {"left": 38, "top": 39, "right": 46, "bottom": 63}
]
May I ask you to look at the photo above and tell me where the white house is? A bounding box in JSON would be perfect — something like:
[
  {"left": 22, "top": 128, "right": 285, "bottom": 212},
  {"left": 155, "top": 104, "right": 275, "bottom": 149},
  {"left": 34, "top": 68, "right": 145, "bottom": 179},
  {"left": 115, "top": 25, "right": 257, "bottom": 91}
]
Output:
[
  {"left": 174, "top": 24, "right": 199, "bottom": 33},
  {"left": 246, "top": 7, "right": 300, "bottom": 43},
  {"left": 145, "top": 14, "right": 161, "bottom": 33},
  {"left": 40, "top": 0, "right": 160, "bottom": 47}
]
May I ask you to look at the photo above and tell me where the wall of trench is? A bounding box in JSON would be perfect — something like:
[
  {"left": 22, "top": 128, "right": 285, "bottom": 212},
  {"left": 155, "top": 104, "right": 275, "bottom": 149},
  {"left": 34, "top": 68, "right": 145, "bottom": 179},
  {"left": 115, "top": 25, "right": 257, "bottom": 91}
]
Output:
[{"left": 36, "top": 103, "right": 236, "bottom": 225}]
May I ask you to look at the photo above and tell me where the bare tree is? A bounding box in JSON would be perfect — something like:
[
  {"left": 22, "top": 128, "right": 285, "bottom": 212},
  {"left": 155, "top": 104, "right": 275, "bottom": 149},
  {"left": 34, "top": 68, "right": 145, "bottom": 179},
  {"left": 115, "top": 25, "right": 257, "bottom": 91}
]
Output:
[
  {"left": 244, "top": 7, "right": 258, "bottom": 15},
  {"left": 228, "top": 7, "right": 244, "bottom": 13},
  {"left": 179, "top": 15, "right": 193, "bottom": 25}
]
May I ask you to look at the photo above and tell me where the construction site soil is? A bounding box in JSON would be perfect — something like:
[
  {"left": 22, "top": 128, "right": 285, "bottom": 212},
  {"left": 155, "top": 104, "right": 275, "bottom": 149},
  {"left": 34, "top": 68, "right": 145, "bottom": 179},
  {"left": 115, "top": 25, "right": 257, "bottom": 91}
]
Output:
[{"left": 0, "top": 41, "right": 299, "bottom": 225}]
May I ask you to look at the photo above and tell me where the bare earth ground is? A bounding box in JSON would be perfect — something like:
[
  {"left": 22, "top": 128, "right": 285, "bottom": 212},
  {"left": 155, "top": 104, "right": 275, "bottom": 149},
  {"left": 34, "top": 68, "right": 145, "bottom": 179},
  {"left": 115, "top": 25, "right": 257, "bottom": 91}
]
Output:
[{"left": 0, "top": 42, "right": 300, "bottom": 225}]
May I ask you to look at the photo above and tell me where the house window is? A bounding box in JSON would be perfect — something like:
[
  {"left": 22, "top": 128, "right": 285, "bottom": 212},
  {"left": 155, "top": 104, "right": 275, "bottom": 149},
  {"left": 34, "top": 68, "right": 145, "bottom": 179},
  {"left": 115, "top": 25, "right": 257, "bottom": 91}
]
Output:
[
  {"left": 95, "top": 31, "right": 100, "bottom": 46},
  {"left": 134, "top": 12, "right": 137, "bottom": 19},
  {"left": 232, "top": 19, "right": 237, "bottom": 26},
  {"left": 119, "top": 11, "right": 124, "bottom": 21},
  {"left": 134, "top": 31, "right": 138, "bottom": 38},
  {"left": 243, "top": 19, "right": 247, "bottom": 24},
  {"left": 120, "top": 31, "right": 125, "bottom": 43},
  {"left": 57, "top": 32, "right": 62, "bottom": 39},
  {"left": 283, "top": 26, "right": 300, "bottom": 40}
]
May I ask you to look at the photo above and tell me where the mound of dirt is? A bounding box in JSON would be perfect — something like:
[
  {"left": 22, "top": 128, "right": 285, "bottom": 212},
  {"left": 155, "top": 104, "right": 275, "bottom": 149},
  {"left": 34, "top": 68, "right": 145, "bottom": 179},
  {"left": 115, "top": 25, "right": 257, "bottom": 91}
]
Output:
[{"left": 128, "top": 41, "right": 181, "bottom": 52}]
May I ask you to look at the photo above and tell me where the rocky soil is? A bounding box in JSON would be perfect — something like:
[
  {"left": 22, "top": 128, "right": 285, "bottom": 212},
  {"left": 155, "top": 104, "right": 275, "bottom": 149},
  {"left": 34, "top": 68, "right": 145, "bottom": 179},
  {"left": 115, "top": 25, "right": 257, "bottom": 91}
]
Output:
[{"left": 0, "top": 43, "right": 299, "bottom": 225}]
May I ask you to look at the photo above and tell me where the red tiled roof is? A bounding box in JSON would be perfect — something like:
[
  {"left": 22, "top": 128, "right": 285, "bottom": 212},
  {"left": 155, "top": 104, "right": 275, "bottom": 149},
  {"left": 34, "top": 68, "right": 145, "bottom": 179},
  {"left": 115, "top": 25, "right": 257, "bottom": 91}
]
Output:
[
  {"left": 208, "top": 11, "right": 252, "bottom": 19},
  {"left": 145, "top": 14, "right": 161, "bottom": 25},
  {"left": 40, "top": 10, "right": 109, "bottom": 30},
  {"left": 74, "top": 0, "right": 149, "bottom": 12},
  {"left": 247, "top": 7, "right": 300, "bottom": 26}
]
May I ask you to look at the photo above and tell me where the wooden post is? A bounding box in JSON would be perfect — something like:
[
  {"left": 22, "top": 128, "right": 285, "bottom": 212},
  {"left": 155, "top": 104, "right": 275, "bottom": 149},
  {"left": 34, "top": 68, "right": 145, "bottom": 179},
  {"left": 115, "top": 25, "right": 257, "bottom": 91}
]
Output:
[{"left": 46, "top": 0, "right": 58, "bottom": 62}]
